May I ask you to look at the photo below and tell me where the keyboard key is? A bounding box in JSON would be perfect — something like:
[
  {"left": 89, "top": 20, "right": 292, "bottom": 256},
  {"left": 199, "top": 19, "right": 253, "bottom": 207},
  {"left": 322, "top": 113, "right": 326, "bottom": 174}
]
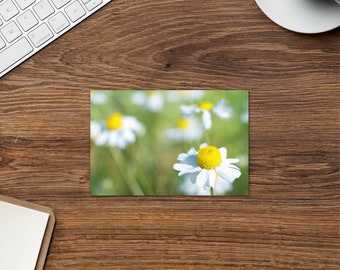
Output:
[
  {"left": 64, "top": 1, "right": 85, "bottom": 22},
  {"left": 33, "top": 0, "right": 54, "bottom": 20},
  {"left": 28, "top": 22, "right": 53, "bottom": 47},
  {"left": 0, "top": 37, "right": 33, "bottom": 73},
  {"left": 14, "top": 0, "right": 35, "bottom": 10},
  {"left": 0, "top": 35, "right": 5, "bottom": 49},
  {"left": 0, "top": 0, "right": 19, "bottom": 21},
  {"left": 48, "top": 11, "right": 69, "bottom": 33},
  {"left": 84, "top": 0, "right": 101, "bottom": 11},
  {"left": 17, "top": 9, "right": 38, "bottom": 31},
  {"left": 50, "top": 0, "right": 69, "bottom": 9},
  {"left": 1, "top": 21, "right": 22, "bottom": 42}
]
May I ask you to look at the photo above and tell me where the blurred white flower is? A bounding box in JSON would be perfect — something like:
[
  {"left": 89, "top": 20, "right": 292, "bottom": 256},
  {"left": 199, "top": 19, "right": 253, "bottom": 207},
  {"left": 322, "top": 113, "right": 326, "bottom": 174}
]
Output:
[
  {"left": 131, "top": 91, "right": 164, "bottom": 112},
  {"left": 173, "top": 143, "right": 241, "bottom": 191},
  {"left": 241, "top": 101, "right": 249, "bottom": 124},
  {"left": 241, "top": 112, "right": 248, "bottom": 124},
  {"left": 166, "top": 90, "right": 205, "bottom": 102},
  {"left": 90, "top": 120, "right": 102, "bottom": 140},
  {"left": 91, "top": 113, "right": 144, "bottom": 149},
  {"left": 164, "top": 118, "right": 203, "bottom": 142},
  {"left": 180, "top": 99, "right": 232, "bottom": 129},
  {"left": 91, "top": 90, "right": 108, "bottom": 105}
]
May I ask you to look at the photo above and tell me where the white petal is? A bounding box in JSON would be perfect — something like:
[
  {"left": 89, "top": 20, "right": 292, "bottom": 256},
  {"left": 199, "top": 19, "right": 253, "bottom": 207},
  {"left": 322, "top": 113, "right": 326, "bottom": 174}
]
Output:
[
  {"left": 203, "top": 180, "right": 211, "bottom": 190},
  {"left": 188, "top": 147, "right": 198, "bottom": 155},
  {"left": 116, "top": 137, "right": 126, "bottom": 149},
  {"left": 208, "top": 170, "right": 217, "bottom": 188},
  {"left": 96, "top": 131, "right": 110, "bottom": 146},
  {"left": 196, "top": 169, "right": 209, "bottom": 188},
  {"left": 177, "top": 156, "right": 195, "bottom": 167},
  {"left": 219, "top": 147, "right": 227, "bottom": 159},
  {"left": 182, "top": 166, "right": 201, "bottom": 176},
  {"left": 177, "top": 148, "right": 197, "bottom": 162},
  {"left": 108, "top": 131, "right": 118, "bottom": 146},
  {"left": 216, "top": 162, "right": 241, "bottom": 182},
  {"left": 130, "top": 120, "right": 144, "bottom": 134},
  {"left": 199, "top": 143, "right": 208, "bottom": 149},
  {"left": 175, "top": 164, "right": 200, "bottom": 176},
  {"left": 180, "top": 105, "right": 197, "bottom": 117},
  {"left": 188, "top": 171, "right": 200, "bottom": 183},
  {"left": 122, "top": 129, "right": 136, "bottom": 144},
  {"left": 173, "top": 163, "right": 194, "bottom": 172},
  {"left": 174, "top": 155, "right": 197, "bottom": 169},
  {"left": 212, "top": 99, "right": 232, "bottom": 119},
  {"left": 123, "top": 116, "right": 139, "bottom": 129},
  {"left": 202, "top": 110, "right": 212, "bottom": 129},
  {"left": 227, "top": 158, "right": 239, "bottom": 164},
  {"left": 135, "top": 123, "right": 145, "bottom": 134},
  {"left": 122, "top": 117, "right": 144, "bottom": 138},
  {"left": 177, "top": 153, "right": 189, "bottom": 161}
]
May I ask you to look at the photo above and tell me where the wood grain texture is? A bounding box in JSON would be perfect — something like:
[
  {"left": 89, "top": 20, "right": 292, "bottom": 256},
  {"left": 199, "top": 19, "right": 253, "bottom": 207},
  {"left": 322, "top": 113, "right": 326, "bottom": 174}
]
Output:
[{"left": 0, "top": 0, "right": 339, "bottom": 269}]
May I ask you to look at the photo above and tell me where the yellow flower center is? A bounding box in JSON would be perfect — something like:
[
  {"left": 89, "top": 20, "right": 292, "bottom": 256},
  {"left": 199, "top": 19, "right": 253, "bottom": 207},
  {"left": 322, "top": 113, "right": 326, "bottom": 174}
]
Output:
[
  {"left": 197, "top": 146, "right": 222, "bottom": 169},
  {"left": 106, "top": 113, "right": 122, "bottom": 130},
  {"left": 197, "top": 101, "right": 214, "bottom": 111},
  {"left": 177, "top": 118, "right": 189, "bottom": 129}
]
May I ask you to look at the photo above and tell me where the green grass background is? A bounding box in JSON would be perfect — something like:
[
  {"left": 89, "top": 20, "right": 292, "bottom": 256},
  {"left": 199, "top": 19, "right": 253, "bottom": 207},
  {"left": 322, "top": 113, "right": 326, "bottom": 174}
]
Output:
[{"left": 90, "top": 90, "right": 248, "bottom": 196}]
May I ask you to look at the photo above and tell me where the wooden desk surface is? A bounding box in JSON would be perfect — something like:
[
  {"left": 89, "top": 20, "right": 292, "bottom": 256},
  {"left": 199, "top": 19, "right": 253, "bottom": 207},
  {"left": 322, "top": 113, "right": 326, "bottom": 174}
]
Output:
[{"left": 0, "top": 0, "right": 339, "bottom": 269}]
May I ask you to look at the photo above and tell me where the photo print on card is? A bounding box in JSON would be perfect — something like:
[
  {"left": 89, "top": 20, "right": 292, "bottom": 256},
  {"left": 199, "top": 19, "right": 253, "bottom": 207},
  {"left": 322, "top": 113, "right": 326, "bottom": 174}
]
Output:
[{"left": 90, "top": 90, "right": 248, "bottom": 196}]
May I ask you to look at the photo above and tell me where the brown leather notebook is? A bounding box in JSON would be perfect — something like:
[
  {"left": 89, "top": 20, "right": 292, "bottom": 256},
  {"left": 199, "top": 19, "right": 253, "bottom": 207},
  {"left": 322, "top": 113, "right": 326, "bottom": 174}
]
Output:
[{"left": 0, "top": 195, "right": 55, "bottom": 270}]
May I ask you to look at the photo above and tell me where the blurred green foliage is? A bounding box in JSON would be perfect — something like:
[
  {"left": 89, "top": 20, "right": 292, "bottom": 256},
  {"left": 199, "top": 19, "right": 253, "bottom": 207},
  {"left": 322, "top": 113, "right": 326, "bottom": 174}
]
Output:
[{"left": 90, "top": 90, "right": 248, "bottom": 196}]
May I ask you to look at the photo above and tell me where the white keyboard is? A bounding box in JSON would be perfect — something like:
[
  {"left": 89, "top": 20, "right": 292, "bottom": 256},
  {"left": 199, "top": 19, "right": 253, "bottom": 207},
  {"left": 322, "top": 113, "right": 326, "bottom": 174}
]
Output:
[{"left": 0, "top": 0, "right": 111, "bottom": 78}]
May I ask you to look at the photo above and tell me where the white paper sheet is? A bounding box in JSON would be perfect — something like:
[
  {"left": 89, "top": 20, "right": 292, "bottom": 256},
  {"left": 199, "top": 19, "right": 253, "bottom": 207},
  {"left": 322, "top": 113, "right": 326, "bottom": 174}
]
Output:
[{"left": 0, "top": 201, "right": 49, "bottom": 270}]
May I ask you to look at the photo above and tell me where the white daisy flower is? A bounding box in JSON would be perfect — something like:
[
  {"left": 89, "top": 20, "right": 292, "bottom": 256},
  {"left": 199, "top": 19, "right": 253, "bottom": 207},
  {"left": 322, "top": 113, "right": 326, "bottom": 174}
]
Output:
[
  {"left": 180, "top": 99, "right": 232, "bottom": 129},
  {"left": 91, "top": 90, "right": 108, "bottom": 105},
  {"left": 131, "top": 91, "right": 164, "bottom": 112},
  {"left": 166, "top": 90, "right": 205, "bottom": 102},
  {"left": 164, "top": 118, "right": 203, "bottom": 142},
  {"left": 173, "top": 143, "right": 241, "bottom": 192},
  {"left": 91, "top": 113, "right": 144, "bottom": 149}
]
